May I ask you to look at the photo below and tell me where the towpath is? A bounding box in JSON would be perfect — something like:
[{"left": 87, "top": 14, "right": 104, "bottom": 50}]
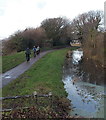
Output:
[{"left": 1, "top": 50, "right": 53, "bottom": 88}]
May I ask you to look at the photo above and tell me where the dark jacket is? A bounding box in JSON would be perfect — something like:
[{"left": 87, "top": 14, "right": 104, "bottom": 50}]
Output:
[{"left": 25, "top": 48, "right": 31, "bottom": 55}]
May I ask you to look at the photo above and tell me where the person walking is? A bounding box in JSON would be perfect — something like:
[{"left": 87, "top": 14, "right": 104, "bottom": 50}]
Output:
[
  {"left": 33, "top": 46, "right": 36, "bottom": 57},
  {"left": 25, "top": 47, "right": 31, "bottom": 62},
  {"left": 36, "top": 46, "right": 40, "bottom": 55}
]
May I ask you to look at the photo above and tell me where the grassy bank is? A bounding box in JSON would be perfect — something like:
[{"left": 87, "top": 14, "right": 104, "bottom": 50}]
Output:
[
  {"left": 2, "top": 51, "right": 26, "bottom": 73},
  {"left": 2, "top": 46, "right": 67, "bottom": 73},
  {"left": 2, "top": 48, "right": 69, "bottom": 97},
  {"left": 2, "top": 48, "right": 78, "bottom": 119}
]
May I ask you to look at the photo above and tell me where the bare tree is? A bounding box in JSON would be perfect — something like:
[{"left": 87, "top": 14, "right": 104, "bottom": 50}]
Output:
[
  {"left": 3, "top": 27, "right": 47, "bottom": 54},
  {"left": 41, "top": 17, "right": 70, "bottom": 46},
  {"left": 72, "top": 10, "right": 104, "bottom": 65},
  {"left": 72, "top": 10, "right": 103, "bottom": 41}
]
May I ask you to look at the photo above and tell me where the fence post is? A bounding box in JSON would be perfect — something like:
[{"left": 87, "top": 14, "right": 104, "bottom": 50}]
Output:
[
  {"left": 49, "top": 92, "right": 52, "bottom": 107},
  {"left": 33, "top": 91, "right": 37, "bottom": 104}
]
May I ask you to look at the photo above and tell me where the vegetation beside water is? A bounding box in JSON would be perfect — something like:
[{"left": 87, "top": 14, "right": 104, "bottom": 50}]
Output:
[
  {"left": 2, "top": 9, "right": 105, "bottom": 118},
  {"left": 2, "top": 10, "right": 104, "bottom": 69},
  {"left": 2, "top": 48, "right": 74, "bottom": 118}
]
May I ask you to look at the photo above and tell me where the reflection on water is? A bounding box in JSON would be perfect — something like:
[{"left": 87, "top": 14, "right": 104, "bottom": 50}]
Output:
[
  {"left": 72, "top": 50, "right": 83, "bottom": 64},
  {"left": 62, "top": 49, "right": 105, "bottom": 118},
  {"left": 79, "top": 60, "right": 104, "bottom": 86}
]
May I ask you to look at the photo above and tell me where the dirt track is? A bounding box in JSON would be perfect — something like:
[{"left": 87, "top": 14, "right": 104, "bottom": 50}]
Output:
[{"left": 1, "top": 50, "right": 53, "bottom": 88}]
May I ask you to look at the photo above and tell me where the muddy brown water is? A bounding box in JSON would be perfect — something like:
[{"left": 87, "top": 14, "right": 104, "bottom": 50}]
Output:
[{"left": 62, "top": 49, "right": 105, "bottom": 118}]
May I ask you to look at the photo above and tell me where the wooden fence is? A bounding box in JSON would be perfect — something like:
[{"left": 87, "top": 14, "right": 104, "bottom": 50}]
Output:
[{"left": 1, "top": 91, "right": 52, "bottom": 112}]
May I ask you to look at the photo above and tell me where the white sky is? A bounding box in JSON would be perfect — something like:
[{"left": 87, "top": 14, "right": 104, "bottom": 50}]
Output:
[{"left": 0, "top": 0, "right": 105, "bottom": 40}]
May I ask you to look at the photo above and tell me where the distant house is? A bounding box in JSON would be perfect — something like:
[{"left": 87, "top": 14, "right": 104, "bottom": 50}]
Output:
[{"left": 70, "top": 39, "right": 81, "bottom": 47}]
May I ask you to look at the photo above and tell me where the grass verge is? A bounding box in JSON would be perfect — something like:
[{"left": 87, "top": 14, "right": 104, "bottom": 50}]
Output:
[
  {"left": 2, "top": 51, "right": 26, "bottom": 73},
  {"left": 2, "top": 48, "right": 78, "bottom": 119},
  {"left": 2, "top": 48, "right": 70, "bottom": 97},
  {"left": 2, "top": 47, "right": 67, "bottom": 73}
]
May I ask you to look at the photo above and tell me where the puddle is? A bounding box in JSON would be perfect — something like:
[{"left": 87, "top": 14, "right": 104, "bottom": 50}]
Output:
[
  {"left": 3, "top": 75, "right": 11, "bottom": 79},
  {"left": 62, "top": 49, "right": 105, "bottom": 118}
]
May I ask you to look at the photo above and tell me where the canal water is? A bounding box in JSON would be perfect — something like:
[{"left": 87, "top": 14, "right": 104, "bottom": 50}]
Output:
[{"left": 62, "top": 49, "right": 105, "bottom": 118}]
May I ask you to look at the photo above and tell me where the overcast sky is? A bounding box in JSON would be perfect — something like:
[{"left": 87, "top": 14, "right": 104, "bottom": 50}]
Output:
[{"left": 0, "top": 0, "right": 105, "bottom": 40}]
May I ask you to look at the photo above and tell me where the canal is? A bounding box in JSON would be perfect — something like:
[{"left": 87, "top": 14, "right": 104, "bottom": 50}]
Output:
[{"left": 62, "top": 49, "right": 105, "bottom": 118}]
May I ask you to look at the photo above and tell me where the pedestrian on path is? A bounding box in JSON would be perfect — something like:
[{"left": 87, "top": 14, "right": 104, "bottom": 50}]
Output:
[
  {"left": 33, "top": 46, "right": 36, "bottom": 57},
  {"left": 36, "top": 46, "right": 40, "bottom": 55},
  {"left": 25, "top": 48, "right": 31, "bottom": 62}
]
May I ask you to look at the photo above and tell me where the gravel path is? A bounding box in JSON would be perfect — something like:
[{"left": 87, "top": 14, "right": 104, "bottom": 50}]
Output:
[{"left": 1, "top": 50, "right": 53, "bottom": 88}]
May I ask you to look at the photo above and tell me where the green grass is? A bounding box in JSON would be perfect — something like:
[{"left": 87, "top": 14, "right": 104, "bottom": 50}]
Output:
[
  {"left": 2, "top": 47, "right": 60, "bottom": 73},
  {"left": 2, "top": 46, "right": 74, "bottom": 73},
  {"left": 2, "top": 50, "right": 38, "bottom": 73},
  {"left": 2, "top": 48, "right": 70, "bottom": 97},
  {"left": 2, "top": 51, "right": 26, "bottom": 73}
]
